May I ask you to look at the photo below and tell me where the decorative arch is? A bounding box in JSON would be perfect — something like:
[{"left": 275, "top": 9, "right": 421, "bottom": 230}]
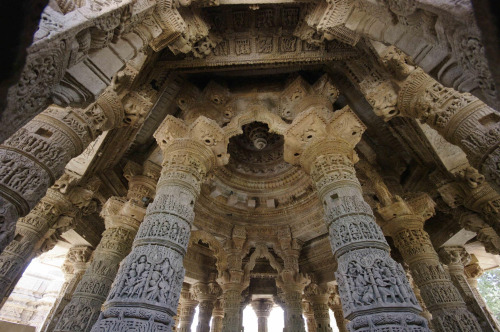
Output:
[{"left": 189, "top": 230, "right": 228, "bottom": 273}]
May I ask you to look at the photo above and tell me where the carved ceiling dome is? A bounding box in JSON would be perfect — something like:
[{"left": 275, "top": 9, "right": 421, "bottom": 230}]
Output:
[{"left": 226, "top": 122, "right": 290, "bottom": 177}]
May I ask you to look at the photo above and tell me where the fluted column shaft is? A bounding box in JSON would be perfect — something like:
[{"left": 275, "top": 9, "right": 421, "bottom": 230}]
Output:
[
  {"left": 381, "top": 210, "right": 481, "bottom": 332},
  {"left": 41, "top": 246, "right": 93, "bottom": 332},
  {"left": 396, "top": 67, "right": 500, "bottom": 194},
  {"left": 440, "top": 247, "right": 500, "bottom": 332},
  {"left": 0, "top": 90, "right": 124, "bottom": 252},
  {"left": 91, "top": 116, "right": 227, "bottom": 331},
  {"left": 0, "top": 189, "right": 73, "bottom": 306}
]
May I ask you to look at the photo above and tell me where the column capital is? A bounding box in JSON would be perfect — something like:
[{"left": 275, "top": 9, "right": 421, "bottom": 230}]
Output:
[
  {"left": 191, "top": 281, "right": 222, "bottom": 303},
  {"left": 439, "top": 246, "right": 471, "bottom": 268},
  {"left": 465, "top": 256, "right": 484, "bottom": 280},
  {"left": 61, "top": 245, "right": 93, "bottom": 277},
  {"left": 378, "top": 192, "right": 436, "bottom": 235},
  {"left": 304, "top": 282, "right": 331, "bottom": 303},
  {"left": 154, "top": 115, "right": 230, "bottom": 170},
  {"left": 251, "top": 299, "right": 273, "bottom": 318},
  {"left": 283, "top": 106, "right": 365, "bottom": 173}
]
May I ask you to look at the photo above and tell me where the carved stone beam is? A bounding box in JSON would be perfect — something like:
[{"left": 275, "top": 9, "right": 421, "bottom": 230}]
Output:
[
  {"left": 91, "top": 116, "right": 227, "bottom": 331},
  {"left": 150, "top": 2, "right": 218, "bottom": 58},
  {"left": 283, "top": 105, "right": 430, "bottom": 331},
  {"left": 1, "top": 0, "right": 157, "bottom": 142}
]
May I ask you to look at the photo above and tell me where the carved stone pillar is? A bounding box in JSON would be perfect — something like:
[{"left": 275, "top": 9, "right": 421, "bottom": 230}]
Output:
[
  {"left": 379, "top": 194, "right": 482, "bottom": 332},
  {"left": 304, "top": 283, "right": 332, "bottom": 332},
  {"left": 440, "top": 246, "right": 500, "bottom": 332},
  {"left": 275, "top": 232, "right": 308, "bottom": 332},
  {"left": 283, "top": 106, "right": 429, "bottom": 331},
  {"left": 41, "top": 245, "right": 93, "bottom": 332},
  {"left": 328, "top": 288, "right": 348, "bottom": 332},
  {"left": 192, "top": 281, "right": 222, "bottom": 332},
  {"left": 54, "top": 162, "right": 157, "bottom": 332},
  {"left": 210, "top": 298, "right": 224, "bottom": 332},
  {"left": 178, "top": 284, "right": 199, "bottom": 332},
  {"left": 0, "top": 89, "right": 124, "bottom": 252},
  {"left": 464, "top": 257, "right": 500, "bottom": 330},
  {"left": 302, "top": 300, "right": 317, "bottom": 332},
  {"left": 0, "top": 187, "right": 74, "bottom": 306},
  {"left": 380, "top": 47, "right": 500, "bottom": 194},
  {"left": 91, "top": 116, "right": 228, "bottom": 331},
  {"left": 220, "top": 285, "right": 244, "bottom": 332},
  {"left": 252, "top": 299, "right": 273, "bottom": 332}
]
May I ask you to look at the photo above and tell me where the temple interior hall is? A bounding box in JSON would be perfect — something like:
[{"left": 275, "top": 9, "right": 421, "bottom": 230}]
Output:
[{"left": 0, "top": 0, "right": 500, "bottom": 331}]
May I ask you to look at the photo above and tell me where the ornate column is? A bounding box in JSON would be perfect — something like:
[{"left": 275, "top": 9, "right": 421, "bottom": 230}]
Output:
[
  {"left": 378, "top": 193, "right": 482, "bottom": 332},
  {"left": 210, "top": 298, "right": 224, "bottom": 332},
  {"left": 465, "top": 256, "right": 500, "bottom": 329},
  {"left": 304, "top": 283, "right": 332, "bottom": 332},
  {"left": 178, "top": 284, "right": 199, "bottom": 332},
  {"left": 380, "top": 46, "right": 500, "bottom": 194},
  {"left": 302, "top": 300, "right": 317, "bottom": 332},
  {"left": 440, "top": 246, "right": 500, "bottom": 332},
  {"left": 0, "top": 175, "right": 97, "bottom": 306},
  {"left": 192, "top": 281, "right": 222, "bottom": 332},
  {"left": 91, "top": 116, "right": 228, "bottom": 331},
  {"left": 0, "top": 88, "right": 124, "bottom": 252},
  {"left": 328, "top": 287, "right": 348, "bottom": 332},
  {"left": 41, "top": 246, "right": 93, "bottom": 332},
  {"left": 54, "top": 162, "right": 158, "bottom": 332},
  {"left": 283, "top": 106, "right": 429, "bottom": 331},
  {"left": 219, "top": 226, "right": 247, "bottom": 332},
  {"left": 251, "top": 299, "right": 273, "bottom": 332},
  {"left": 276, "top": 228, "right": 309, "bottom": 332}
]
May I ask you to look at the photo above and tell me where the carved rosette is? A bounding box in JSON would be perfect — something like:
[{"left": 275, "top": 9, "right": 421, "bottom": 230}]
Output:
[
  {"left": 397, "top": 67, "right": 500, "bottom": 195},
  {"left": 91, "top": 116, "right": 227, "bottom": 331},
  {"left": 284, "top": 106, "right": 429, "bottom": 331},
  {"left": 54, "top": 165, "right": 156, "bottom": 332},
  {"left": 379, "top": 195, "right": 482, "bottom": 332}
]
